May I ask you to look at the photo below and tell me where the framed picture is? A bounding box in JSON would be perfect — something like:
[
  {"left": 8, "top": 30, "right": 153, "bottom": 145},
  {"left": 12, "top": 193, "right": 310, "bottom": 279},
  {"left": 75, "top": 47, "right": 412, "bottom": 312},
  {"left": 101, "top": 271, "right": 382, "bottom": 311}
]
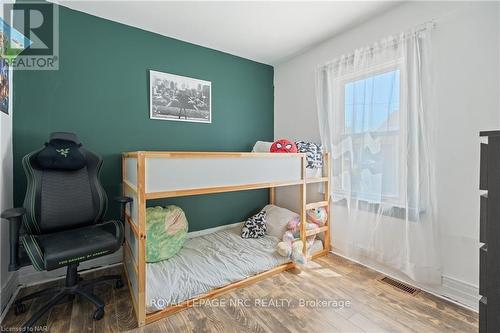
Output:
[
  {"left": 0, "top": 58, "right": 9, "bottom": 115},
  {"left": 150, "top": 70, "right": 211, "bottom": 123}
]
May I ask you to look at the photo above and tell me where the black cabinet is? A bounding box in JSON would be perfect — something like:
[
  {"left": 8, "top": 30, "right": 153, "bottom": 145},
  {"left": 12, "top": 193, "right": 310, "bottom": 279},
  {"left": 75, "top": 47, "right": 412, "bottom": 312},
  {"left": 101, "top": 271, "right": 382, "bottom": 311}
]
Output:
[{"left": 479, "top": 130, "right": 500, "bottom": 332}]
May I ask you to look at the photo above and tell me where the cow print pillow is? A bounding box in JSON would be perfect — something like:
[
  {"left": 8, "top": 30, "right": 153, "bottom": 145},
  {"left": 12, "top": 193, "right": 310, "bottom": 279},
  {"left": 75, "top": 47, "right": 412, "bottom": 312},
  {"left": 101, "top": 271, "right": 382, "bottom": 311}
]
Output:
[
  {"left": 295, "top": 141, "right": 323, "bottom": 169},
  {"left": 241, "top": 211, "right": 267, "bottom": 239}
]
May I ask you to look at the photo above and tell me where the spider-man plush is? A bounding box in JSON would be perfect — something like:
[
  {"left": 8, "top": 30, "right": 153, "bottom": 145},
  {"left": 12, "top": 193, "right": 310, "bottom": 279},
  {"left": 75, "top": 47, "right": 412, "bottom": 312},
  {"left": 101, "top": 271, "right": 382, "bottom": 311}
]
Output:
[{"left": 270, "top": 139, "right": 298, "bottom": 153}]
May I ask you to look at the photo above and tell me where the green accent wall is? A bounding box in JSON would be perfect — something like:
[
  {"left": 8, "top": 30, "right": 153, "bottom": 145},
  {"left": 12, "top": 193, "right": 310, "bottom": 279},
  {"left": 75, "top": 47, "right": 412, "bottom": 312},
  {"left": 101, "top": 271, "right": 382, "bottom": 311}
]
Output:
[{"left": 13, "top": 5, "right": 274, "bottom": 231}]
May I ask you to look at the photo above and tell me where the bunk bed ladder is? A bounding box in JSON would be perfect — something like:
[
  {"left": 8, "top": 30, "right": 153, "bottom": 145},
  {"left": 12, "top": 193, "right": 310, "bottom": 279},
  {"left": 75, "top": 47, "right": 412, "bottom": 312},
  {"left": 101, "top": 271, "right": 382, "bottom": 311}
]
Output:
[{"left": 300, "top": 152, "right": 331, "bottom": 258}]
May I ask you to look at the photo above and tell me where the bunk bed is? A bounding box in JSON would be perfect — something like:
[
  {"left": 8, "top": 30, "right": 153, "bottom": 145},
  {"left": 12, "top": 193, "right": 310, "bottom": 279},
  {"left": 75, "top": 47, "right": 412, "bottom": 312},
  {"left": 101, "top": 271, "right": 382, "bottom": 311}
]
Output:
[{"left": 121, "top": 151, "right": 331, "bottom": 326}]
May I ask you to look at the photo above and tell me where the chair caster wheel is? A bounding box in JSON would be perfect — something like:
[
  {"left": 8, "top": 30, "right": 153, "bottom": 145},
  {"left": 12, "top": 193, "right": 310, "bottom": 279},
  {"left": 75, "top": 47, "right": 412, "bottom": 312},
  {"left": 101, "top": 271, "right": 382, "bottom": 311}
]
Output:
[
  {"left": 14, "top": 303, "right": 27, "bottom": 316},
  {"left": 115, "top": 278, "right": 124, "bottom": 289},
  {"left": 93, "top": 307, "right": 104, "bottom": 320}
]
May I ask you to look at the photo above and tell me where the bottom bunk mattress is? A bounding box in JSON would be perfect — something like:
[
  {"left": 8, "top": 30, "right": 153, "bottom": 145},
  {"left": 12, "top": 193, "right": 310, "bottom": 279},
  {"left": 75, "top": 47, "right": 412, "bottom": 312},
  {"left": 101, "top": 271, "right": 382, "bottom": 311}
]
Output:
[{"left": 146, "top": 225, "right": 323, "bottom": 313}]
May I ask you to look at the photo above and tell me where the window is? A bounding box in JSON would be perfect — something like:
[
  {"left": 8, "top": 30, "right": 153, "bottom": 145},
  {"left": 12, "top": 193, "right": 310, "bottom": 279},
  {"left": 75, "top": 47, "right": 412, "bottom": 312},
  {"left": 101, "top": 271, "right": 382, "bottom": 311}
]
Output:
[{"left": 338, "top": 66, "right": 405, "bottom": 205}]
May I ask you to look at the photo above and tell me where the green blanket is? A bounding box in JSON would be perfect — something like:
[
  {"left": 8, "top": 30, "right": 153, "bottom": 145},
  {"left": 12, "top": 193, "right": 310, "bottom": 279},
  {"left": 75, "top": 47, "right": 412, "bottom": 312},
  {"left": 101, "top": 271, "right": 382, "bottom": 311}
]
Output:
[{"left": 146, "top": 206, "right": 188, "bottom": 263}]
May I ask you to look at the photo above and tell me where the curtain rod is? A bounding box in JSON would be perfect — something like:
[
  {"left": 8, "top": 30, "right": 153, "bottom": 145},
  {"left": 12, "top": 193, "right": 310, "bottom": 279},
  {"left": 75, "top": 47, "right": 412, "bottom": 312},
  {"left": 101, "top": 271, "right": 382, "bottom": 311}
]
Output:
[
  {"left": 414, "top": 19, "right": 437, "bottom": 33},
  {"left": 319, "top": 20, "right": 437, "bottom": 69}
]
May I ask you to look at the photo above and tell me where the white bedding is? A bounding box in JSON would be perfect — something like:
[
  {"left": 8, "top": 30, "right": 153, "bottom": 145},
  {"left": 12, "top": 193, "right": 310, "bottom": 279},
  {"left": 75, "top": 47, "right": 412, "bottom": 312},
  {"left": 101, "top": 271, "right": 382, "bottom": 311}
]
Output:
[{"left": 146, "top": 226, "right": 323, "bottom": 313}]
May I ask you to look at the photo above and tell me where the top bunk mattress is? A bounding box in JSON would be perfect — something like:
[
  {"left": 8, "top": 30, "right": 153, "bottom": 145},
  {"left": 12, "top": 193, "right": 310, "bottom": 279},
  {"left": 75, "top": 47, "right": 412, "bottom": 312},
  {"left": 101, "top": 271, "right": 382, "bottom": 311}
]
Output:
[{"left": 146, "top": 226, "right": 323, "bottom": 313}]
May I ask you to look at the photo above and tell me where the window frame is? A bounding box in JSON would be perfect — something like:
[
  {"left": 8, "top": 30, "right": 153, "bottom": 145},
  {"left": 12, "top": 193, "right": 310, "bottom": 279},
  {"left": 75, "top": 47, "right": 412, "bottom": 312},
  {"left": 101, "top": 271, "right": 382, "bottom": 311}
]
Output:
[{"left": 333, "top": 59, "right": 407, "bottom": 207}]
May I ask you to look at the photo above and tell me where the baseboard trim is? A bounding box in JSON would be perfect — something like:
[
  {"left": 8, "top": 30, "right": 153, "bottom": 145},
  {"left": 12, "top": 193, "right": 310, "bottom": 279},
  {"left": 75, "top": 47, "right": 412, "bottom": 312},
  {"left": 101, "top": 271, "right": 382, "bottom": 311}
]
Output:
[
  {"left": 330, "top": 250, "right": 479, "bottom": 312},
  {"left": 440, "top": 275, "right": 480, "bottom": 311}
]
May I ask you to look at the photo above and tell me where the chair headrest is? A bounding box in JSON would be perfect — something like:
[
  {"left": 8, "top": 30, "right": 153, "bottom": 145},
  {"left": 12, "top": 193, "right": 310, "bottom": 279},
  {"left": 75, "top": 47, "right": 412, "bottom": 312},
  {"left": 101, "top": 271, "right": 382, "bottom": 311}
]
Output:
[
  {"left": 49, "top": 132, "right": 81, "bottom": 145},
  {"left": 36, "top": 132, "right": 86, "bottom": 171}
]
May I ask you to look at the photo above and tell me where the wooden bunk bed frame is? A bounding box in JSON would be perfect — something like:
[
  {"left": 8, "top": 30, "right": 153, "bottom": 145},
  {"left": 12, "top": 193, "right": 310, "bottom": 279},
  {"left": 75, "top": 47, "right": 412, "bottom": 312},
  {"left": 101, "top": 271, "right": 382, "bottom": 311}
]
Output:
[{"left": 121, "top": 151, "right": 331, "bottom": 327}]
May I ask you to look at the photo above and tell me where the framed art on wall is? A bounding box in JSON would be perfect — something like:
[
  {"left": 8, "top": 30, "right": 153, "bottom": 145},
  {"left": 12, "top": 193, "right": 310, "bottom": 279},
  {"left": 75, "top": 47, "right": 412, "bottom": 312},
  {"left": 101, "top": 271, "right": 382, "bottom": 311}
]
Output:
[
  {"left": 150, "top": 70, "right": 211, "bottom": 123},
  {"left": 0, "top": 58, "right": 9, "bottom": 115}
]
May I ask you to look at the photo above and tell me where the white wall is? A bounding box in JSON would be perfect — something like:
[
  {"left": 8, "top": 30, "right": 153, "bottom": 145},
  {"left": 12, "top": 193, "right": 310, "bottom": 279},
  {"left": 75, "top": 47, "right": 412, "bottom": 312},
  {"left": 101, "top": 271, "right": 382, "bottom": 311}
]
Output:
[
  {"left": 275, "top": 1, "right": 500, "bottom": 308},
  {"left": 0, "top": 67, "right": 17, "bottom": 313}
]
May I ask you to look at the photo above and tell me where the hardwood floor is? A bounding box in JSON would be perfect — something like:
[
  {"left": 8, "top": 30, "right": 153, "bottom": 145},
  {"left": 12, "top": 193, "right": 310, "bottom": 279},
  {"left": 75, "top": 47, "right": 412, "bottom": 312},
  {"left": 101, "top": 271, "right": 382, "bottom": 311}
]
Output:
[{"left": 1, "top": 254, "right": 478, "bottom": 333}]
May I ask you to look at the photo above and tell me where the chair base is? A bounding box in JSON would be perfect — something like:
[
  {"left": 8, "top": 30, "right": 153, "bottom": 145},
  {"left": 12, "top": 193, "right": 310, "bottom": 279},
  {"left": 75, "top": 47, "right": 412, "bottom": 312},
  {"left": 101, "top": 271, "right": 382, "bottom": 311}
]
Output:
[{"left": 14, "top": 263, "right": 123, "bottom": 329}]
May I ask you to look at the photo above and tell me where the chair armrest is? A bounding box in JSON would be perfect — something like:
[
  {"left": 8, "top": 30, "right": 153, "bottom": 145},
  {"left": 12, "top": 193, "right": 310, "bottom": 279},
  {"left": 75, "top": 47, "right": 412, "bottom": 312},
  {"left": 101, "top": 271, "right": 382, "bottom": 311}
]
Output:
[
  {"left": 1, "top": 207, "right": 26, "bottom": 271},
  {"left": 114, "top": 196, "right": 133, "bottom": 223},
  {"left": 1, "top": 207, "right": 26, "bottom": 220},
  {"left": 114, "top": 196, "right": 133, "bottom": 204}
]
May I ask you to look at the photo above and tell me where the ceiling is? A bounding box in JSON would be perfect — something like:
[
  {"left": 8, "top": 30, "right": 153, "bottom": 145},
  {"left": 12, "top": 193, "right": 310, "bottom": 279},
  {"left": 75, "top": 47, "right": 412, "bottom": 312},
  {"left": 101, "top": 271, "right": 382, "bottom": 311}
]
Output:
[{"left": 53, "top": 1, "right": 401, "bottom": 65}]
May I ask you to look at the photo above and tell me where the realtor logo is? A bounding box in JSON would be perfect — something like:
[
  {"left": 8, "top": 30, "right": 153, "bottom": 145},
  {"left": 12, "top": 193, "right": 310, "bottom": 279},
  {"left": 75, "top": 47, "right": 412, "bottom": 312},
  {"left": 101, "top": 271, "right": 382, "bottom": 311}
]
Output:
[{"left": 1, "top": 1, "right": 59, "bottom": 70}]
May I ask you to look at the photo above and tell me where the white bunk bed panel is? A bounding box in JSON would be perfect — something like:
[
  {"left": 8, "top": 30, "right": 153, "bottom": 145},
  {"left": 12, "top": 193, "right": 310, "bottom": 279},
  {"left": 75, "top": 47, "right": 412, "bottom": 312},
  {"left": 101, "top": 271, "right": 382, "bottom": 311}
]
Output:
[
  {"left": 124, "top": 157, "right": 138, "bottom": 188},
  {"left": 124, "top": 244, "right": 139, "bottom": 304},
  {"left": 123, "top": 184, "right": 139, "bottom": 227},
  {"left": 145, "top": 156, "right": 303, "bottom": 193},
  {"left": 125, "top": 222, "right": 139, "bottom": 265}
]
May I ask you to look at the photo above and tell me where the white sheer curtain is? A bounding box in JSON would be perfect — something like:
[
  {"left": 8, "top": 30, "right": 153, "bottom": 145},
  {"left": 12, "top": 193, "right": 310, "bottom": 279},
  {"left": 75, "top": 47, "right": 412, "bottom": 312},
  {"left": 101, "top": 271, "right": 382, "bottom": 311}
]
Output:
[{"left": 316, "top": 24, "right": 441, "bottom": 284}]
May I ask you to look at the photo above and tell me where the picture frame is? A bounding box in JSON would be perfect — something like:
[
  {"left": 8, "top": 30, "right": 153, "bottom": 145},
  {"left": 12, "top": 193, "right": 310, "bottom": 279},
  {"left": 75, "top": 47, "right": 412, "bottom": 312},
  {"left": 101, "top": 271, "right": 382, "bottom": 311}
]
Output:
[
  {"left": 149, "top": 70, "right": 212, "bottom": 123},
  {"left": 0, "top": 58, "right": 10, "bottom": 115}
]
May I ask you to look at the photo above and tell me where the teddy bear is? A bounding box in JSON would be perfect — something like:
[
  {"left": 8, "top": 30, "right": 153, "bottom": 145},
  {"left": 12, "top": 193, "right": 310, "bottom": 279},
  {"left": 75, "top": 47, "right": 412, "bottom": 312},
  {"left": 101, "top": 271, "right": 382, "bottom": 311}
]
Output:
[{"left": 276, "top": 216, "right": 318, "bottom": 265}]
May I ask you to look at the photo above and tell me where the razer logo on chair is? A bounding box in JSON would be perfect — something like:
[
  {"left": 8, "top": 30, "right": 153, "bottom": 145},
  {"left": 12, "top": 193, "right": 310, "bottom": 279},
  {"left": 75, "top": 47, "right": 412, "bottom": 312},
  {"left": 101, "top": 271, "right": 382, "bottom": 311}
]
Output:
[{"left": 56, "top": 148, "right": 69, "bottom": 157}]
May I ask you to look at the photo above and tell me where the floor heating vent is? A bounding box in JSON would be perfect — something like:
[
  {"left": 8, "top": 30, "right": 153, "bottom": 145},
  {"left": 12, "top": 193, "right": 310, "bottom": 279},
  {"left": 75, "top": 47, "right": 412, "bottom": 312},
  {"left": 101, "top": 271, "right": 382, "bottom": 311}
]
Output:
[{"left": 379, "top": 276, "right": 420, "bottom": 295}]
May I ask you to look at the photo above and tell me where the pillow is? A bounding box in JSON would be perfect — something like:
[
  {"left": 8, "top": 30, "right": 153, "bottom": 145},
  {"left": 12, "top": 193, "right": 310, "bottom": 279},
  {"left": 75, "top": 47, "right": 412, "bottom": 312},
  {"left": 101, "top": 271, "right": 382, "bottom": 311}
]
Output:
[
  {"left": 295, "top": 141, "right": 323, "bottom": 169},
  {"left": 36, "top": 138, "right": 86, "bottom": 171},
  {"left": 252, "top": 141, "right": 273, "bottom": 152},
  {"left": 270, "top": 139, "right": 298, "bottom": 153},
  {"left": 146, "top": 205, "right": 188, "bottom": 262},
  {"left": 261, "top": 204, "right": 299, "bottom": 238},
  {"left": 241, "top": 211, "right": 267, "bottom": 239}
]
